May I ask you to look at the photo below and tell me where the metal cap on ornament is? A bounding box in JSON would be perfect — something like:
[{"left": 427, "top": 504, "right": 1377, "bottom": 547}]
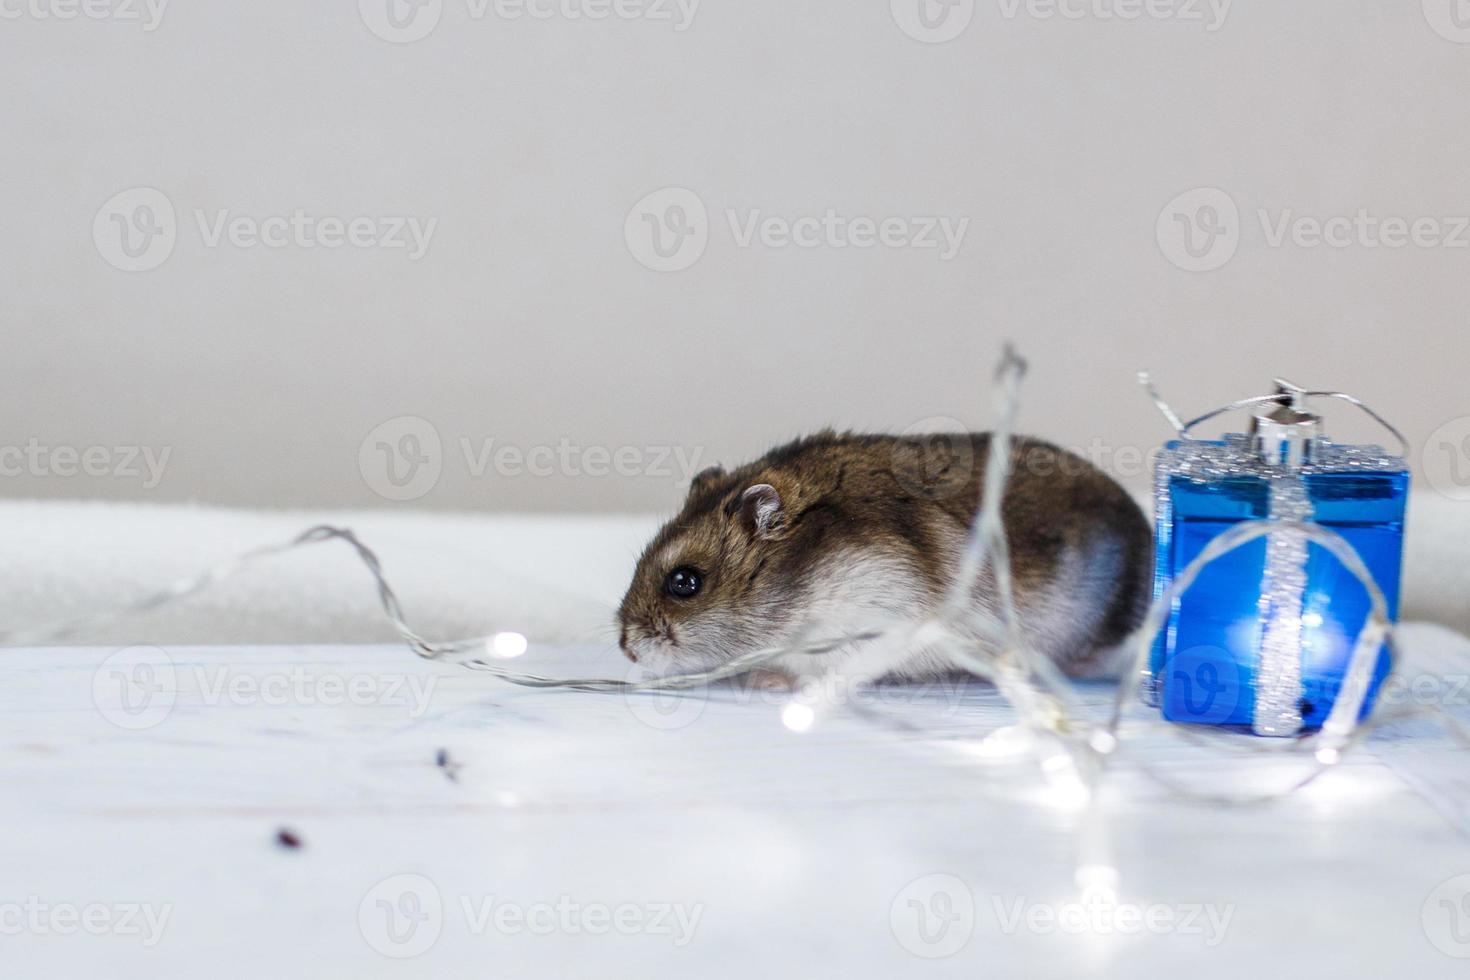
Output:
[{"left": 1249, "top": 380, "right": 1323, "bottom": 469}]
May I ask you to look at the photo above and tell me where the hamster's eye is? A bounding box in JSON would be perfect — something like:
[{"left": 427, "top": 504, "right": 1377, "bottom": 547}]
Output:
[{"left": 663, "top": 567, "right": 702, "bottom": 599}]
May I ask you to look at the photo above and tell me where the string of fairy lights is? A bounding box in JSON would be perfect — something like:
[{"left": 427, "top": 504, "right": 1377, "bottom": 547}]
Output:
[{"left": 4, "top": 348, "right": 1468, "bottom": 824}]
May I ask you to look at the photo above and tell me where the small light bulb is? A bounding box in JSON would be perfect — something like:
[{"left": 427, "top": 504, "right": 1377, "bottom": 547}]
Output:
[
  {"left": 1042, "top": 753, "right": 1091, "bottom": 809},
  {"left": 781, "top": 703, "right": 815, "bottom": 733},
  {"left": 1049, "top": 777, "right": 1091, "bottom": 810},
  {"left": 972, "top": 725, "right": 1031, "bottom": 758},
  {"left": 1042, "top": 752, "right": 1073, "bottom": 773},
  {"left": 489, "top": 631, "right": 528, "bottom": 659},
  {"left": 1075, "top": 864, "right": 1120, "bottom": 891},
  {"left": 1075, "top": 864, "right": 1120, "bottom": 906},
  {"left": 1088, "top": 730, "right": 1118, "bottom": 755}
]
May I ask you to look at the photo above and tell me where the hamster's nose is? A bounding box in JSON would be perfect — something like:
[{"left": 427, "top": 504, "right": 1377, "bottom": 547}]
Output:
[{"left": 619, "top": 628, "right": 639, "bottom": 663}]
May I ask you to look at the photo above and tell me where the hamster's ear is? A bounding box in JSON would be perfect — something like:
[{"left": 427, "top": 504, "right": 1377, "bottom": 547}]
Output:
[
  {"left": 689, "top": 465, "right": 725, "bottom": 496},
  {"left": 739, "top": 484, "right": 783, "bottom": 539}
]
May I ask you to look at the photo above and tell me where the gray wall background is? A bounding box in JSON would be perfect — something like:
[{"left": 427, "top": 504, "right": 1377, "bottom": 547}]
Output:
[{"left": 4, "top": 1, "right": 1470, "bottom": 513}]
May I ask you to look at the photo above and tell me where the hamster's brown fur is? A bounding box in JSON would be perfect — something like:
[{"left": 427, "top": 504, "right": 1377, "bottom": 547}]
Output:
[{"left": 617, "top": 430, "right": 1152, "bottom": 681}]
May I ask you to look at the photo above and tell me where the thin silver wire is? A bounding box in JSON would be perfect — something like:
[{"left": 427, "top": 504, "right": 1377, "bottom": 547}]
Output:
[
  {"left": 1139, "top": 375, "right": 1410, "bottom": 458},
  {"left": 2, "top": 352, "right": 1464, "bottom": 808}
]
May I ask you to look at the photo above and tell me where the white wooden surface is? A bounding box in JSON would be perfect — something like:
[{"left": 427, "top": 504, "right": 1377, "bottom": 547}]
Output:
[{"left": 4, "top": 625, "right": 1470, "bottom": 978}]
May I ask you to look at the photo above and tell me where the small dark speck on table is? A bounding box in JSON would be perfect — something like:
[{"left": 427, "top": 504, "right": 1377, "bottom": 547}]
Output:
[{"left": 275, "top": 827, "right": 303, "bottom": 850}]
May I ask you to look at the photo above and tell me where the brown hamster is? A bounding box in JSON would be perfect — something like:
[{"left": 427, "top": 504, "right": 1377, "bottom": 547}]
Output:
[{"left": 616, "top": 430, "right": 1152, "bottom": 682}]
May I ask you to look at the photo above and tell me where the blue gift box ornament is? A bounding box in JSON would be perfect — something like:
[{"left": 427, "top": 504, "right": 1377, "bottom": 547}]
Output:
[{"left": 1142, "top": 379, "right": 1409, "bottom": 736}]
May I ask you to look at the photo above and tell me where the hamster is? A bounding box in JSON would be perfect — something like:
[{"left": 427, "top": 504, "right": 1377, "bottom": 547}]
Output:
[{"left": 616, "top": 430, "right": 1152, "bottom": 683}]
